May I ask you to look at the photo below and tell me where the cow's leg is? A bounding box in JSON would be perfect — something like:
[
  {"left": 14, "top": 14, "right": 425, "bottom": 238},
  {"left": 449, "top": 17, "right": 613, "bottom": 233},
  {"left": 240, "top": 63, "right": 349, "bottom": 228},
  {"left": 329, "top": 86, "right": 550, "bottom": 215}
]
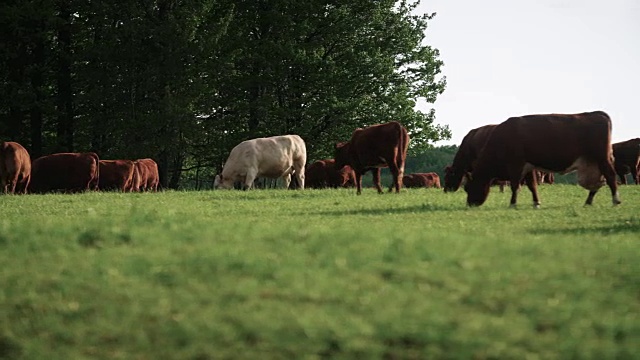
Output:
[
  {"left": 294, "top": 164, "right": 305, "bottom": 190},
  {"left": 387, "top": 162, "right": 402, "bottom": 193},
  {"left": 619, "top": 170, "right": 628, "bottom": 185},
  {"left": 585, "top": 190, "right": 598, "bottom": 205},
  {"left": 523, "top": 171, "right": 540, "bottom": 208},
  {"left": 244, "top": 169, "right": 258, "bottom": 190},
  {"left": 9, "top": 177, "right": 18, "bottom": 194},
  {"left": 355, "top": 171, "right": 364, "bottom": 195},
  {"left": 372, "top": 168, "right": 383, "bottom": 194},
  {"left": 599, "top": 160, "right": 621, "bottom": 205}
]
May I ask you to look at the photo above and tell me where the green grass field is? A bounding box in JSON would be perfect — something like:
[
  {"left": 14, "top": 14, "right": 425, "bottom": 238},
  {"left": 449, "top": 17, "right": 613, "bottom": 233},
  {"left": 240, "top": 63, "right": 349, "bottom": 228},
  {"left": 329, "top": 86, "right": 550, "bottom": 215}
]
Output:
[{"left": 1, "top": 185, "right": 638, "bottom": 359}]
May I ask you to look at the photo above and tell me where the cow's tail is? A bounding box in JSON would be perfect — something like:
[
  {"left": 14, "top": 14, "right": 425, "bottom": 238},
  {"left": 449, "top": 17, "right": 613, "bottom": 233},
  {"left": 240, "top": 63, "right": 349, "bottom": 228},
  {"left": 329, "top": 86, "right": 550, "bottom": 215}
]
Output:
[{"left": 397, "top": 123, "right": 409, "bottom": 175}]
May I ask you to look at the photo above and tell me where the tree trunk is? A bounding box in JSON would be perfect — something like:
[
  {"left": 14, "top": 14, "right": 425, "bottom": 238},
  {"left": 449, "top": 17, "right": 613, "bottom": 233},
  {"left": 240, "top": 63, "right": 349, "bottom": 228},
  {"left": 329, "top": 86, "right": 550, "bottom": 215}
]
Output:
[
  {"left": 55, "top": 2, "right": 74, "bottom": 152},
  {"left": 29, "top": 37, "right": 45, "bottom": 159}
]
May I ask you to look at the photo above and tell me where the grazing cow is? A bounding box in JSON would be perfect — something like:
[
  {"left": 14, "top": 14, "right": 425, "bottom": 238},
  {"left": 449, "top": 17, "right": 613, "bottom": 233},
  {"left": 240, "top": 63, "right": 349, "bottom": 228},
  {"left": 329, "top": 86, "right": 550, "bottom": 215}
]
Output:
[
  {"left": 215, "top": 135, "right": 306, "bottom": 190},
  {"left": 443, "top": 124, "right": 497, "bottom": 192},
  {"left": 29, "top": 152, "right": 100, "bottom": 193},
  {"left": 98, "top": 160, "right": 136, "bottom": 191},
  {"left": 612, "top": 138, "right": 640, "bottom": 184},
  {"left": 334, "top": 121, "right": 409, "bottom": 195},
  {"left": 465, "top": 111, "right": 620, "bottom": 208},
  {"left": 306, "top": 159, "right": 355, "bottom": 189},
  {"left": 133, "top": 158, "right": 160, "bottom": 191},
  {"left": 0, "top": 141, "right": 31, "bottom": 194},
  {"left": 399, "top": 172, "right": 441, "bottom": 189}
]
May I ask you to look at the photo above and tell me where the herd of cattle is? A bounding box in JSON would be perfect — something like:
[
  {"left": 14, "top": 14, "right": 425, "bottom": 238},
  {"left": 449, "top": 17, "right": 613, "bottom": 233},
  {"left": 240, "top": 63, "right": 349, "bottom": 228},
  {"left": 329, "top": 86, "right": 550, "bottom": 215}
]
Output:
[
  {"left": 0, "top": 145, "right": 160, "bottom": 194},
  {"left": 1, "top": 110, "right": 639, "bottom": 207}
]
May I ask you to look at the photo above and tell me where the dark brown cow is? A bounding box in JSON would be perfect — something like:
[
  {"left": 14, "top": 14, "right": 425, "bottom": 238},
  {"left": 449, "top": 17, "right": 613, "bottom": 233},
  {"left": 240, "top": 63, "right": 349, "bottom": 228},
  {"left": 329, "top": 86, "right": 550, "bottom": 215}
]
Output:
[
  {"left": 401, "top": 172, "right": 441, "bottom": 189},
  {"left": 443, "top": 124, "right": 497, "bottom": 192},
  {"left": 134, "top": 158, "right": 160, "bottom": 191},
  {"left": 98, "top": 160, "right": 136, "bottom": 191},
  {"left": 334, "top": 121, "right": 409, "bottom": 195},
  {"left": 29, "top": 152, "right": 100, "bottom": 193},
  {"left": 465, "top": 111, "right": 620, "bottom": 208},
  {"left": 0, "top": 141, "right": 31, "bottom": 194},
  {"left": 612, "top": 138, "right": 640, "bottom": 184},
  {"left": 306, "top": 159, "right": 355, "bottom": 189}
]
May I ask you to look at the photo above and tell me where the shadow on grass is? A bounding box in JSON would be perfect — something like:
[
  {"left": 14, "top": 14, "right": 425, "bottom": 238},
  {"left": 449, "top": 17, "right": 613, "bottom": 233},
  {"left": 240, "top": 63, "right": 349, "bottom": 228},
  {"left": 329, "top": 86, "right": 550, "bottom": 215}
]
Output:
[
  {"left": 529, "top": 220, "right": 640, "bottom": 235},
  {"left": 311, "top": 203, "right": 453, "bottom": 216}
]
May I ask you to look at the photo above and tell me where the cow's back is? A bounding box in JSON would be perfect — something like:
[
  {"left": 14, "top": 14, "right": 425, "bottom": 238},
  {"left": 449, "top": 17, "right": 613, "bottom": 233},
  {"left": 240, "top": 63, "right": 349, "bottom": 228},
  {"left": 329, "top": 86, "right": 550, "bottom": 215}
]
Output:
[{"left": 480, "top": 111, "right": 612, "bottom": 174}]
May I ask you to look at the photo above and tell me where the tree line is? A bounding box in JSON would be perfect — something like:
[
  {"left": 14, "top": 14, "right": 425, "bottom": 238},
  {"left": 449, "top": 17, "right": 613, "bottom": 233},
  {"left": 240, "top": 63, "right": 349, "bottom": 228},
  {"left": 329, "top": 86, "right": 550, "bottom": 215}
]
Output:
[{"left": 0, "top": 0, "right": 451, "bottom": 188}]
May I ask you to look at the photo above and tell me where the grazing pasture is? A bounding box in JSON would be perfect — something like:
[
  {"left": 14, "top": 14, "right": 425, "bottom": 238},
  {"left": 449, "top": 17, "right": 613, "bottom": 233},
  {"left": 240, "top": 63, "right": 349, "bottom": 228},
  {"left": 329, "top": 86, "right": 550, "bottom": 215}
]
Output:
[{"left": 0, "top": 185, "right": 638, "bottom": 359}]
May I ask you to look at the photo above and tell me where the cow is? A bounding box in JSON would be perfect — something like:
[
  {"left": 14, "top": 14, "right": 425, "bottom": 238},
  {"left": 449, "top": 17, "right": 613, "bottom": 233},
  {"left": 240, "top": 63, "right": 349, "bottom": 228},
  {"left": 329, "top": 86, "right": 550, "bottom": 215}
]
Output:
[
  {"left": 0, "top": 141, "right": 31, "bottom": 194},
  {"left": 215, "top": 135, "right": 306, "bottom": 190},
  {"left": 29, "top": 152, "right": 100, "bottom": 193},
  {"left": 398, "top": 172, "right": 441, "bottom": 189},
  {"left": 334, "top": 121, "right": 409, "bottom": 195},
  {"left": 612, "top": 138, "right": 640, "bottom": 184},
  {"left": 443, "top": 124, "right": 497, "bottom": 192},
  {"left": 98, "top": 160, "right": 136, "bottom": 191},
  {"left": 305, "top": 159, "right": 355, "bottom": 189},
  {"left": 465, "top": 111, "right": 620, "bottom": 208},
  {"left": 133, "top": 158, "right": 160, "bottom": 191}
]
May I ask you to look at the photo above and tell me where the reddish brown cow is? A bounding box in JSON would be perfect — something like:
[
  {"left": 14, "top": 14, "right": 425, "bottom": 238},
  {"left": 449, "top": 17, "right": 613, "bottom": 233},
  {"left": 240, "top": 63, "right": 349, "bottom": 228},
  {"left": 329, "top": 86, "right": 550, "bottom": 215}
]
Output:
[
  {"left": 0, "top": 141, "right": 31, "bottom": 194},
  {"left": 134, "top": 158, "right": 160, "bottom": 191},
  {"left": 334, "top": 121, "right": 409, "bottom": 195},
  {"left": 612, "top": 138, "right": 640, "bottom": 184},
  {"left": 29, "top": 152, "right": 100, "bottom": 193},
  {"left": 98, "top": 160, "right": 136, "bottom": 191},
  {"left": 306, "top": 159, "right": 355, "bottom": 189},
  {"left": 465, "top": 111, "right": 620, "bottom": 208},
  {"left": 401, "top": 172, "right": 441, "bottom": 189},
  {"left": 443, "top": 124, "right": 497, "bottom": 192}
]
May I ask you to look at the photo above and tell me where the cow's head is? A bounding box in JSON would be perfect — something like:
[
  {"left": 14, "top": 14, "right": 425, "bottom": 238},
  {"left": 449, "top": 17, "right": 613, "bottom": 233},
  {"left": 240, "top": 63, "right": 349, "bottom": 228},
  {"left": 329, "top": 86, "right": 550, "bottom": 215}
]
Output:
[
  {"left": 214, "top": 174, "right": 234, "bottom": 190},
  {"left": 334, "top": 142, "right": 350, "bottom": 169},
  {"left": 464, "top": 174, "right": 491, "bottom": 207},
  {"left": 443, "top": 165, "right": 466, "bottom": 193}
]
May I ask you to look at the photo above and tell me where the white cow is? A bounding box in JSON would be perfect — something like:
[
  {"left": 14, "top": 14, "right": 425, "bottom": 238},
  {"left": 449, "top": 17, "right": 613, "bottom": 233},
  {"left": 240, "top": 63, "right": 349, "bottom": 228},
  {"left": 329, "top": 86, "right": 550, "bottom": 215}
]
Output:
[{"left": 215, "top": 135, "right": 306, "bottom": 190}]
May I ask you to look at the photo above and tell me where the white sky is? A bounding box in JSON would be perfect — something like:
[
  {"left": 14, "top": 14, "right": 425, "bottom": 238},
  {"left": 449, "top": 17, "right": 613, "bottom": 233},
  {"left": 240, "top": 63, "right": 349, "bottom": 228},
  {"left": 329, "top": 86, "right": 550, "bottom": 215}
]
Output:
[{"left": 415, "top": 0, "right": 640, "bottom": 146}]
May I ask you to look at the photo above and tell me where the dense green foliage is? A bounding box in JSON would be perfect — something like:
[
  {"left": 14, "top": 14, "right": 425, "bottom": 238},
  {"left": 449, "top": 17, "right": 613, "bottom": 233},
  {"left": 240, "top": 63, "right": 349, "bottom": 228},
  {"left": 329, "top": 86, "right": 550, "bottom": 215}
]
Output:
[
  {"left": 0, "top": 0, "right": 450, "bottom": 188},
  {"left": 1, "top": 185, "right": 638, "bottom": 359}
]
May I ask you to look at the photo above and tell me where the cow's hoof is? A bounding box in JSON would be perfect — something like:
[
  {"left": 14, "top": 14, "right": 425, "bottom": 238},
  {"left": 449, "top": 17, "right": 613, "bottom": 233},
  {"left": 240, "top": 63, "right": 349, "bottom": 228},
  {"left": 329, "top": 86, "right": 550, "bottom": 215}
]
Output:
[
  {"left": 509, "top": 203, "right": 517, "bottom": 209},
  {"left": 533, "top": 203, "right": 541, "bottom": 209}
]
